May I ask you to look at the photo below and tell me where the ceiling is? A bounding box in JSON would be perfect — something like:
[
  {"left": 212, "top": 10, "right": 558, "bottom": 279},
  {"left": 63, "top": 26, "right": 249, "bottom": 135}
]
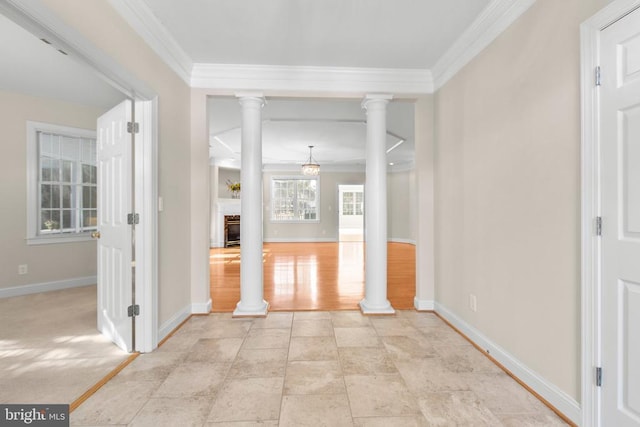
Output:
[
  {"left": 209, "top": 97, "right": 414, "bottom": 169},
  {"left": 1, "top": 1, "right": 496, "bottom": 169},
  {"left": 0, "top": 13, "right": 123, "bottom": 109},
  {"left": 142, "top": 0, "right": 490, "bottom": 69}
]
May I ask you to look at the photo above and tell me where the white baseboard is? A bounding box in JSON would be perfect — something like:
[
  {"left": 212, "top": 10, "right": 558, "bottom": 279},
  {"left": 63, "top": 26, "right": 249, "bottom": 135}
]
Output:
[
  {"left": 389, "top": 238, "right": 416, "bottom": 245},
  {"left": 263, "top": 237, "right": 337, "bottom": 243},
  {"left": 0, "top": 276, "right": 97, "bottom": 298},
  {"left": 414, "top": 297, "right": 435, "bottom": 311},
  {"left": 434, "top": 302, "right": 581, "bottom": 424},
  {"left": 192, "top": 298, "right": 212, "bottom": 314},
  {"left": 158, "top": 304, "right": 191, "bottom": 342}
]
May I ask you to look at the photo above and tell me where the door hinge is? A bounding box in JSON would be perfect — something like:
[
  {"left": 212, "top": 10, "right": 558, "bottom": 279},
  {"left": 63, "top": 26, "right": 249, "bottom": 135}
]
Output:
[
  {"left": 127, "top": 304, "right": 140, "bottom": 317},
  {"left": 127, "top": 121, "right": 139, "bottom": 134},
  {"left": 595, "top": 66, "right": 601, "bottom": 86},
  {"left": 127, "top": 213, "right": 139, "bottom": 225},
  {"left": 596, "top": 216, "right": 602, "bottom": 236},
  {"left": 596, "top": 367, "right": 602, "bottom": 387}
]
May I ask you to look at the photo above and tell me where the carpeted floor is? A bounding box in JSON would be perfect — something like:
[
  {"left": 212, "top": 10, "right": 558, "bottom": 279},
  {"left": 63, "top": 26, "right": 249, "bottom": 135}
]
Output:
[{"left": 0, "top": 285, "right": 130, "bottom": 404}]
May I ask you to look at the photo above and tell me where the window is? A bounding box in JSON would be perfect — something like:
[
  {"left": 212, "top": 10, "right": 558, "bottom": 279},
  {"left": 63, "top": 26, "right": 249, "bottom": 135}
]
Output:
[
  {"left": 342, "top": 191, "right": 363, "bottom": 216},
  {"left": 271, "top": 177, "right": 319, "bottom": 222},
  {"left": 27, "top": 122, "right": 97, "bottom": 244}
]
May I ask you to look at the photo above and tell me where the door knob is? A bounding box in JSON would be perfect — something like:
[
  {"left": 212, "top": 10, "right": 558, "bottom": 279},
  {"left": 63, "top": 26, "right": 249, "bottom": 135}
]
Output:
[{"left": 91, "top": 231, "right": 101, "bottom": 239}]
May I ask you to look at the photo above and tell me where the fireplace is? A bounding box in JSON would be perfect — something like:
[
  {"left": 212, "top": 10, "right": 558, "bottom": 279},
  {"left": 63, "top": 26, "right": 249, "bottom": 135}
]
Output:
[{"left": 224, "top": 215, "right": 240, "bottom": 247}]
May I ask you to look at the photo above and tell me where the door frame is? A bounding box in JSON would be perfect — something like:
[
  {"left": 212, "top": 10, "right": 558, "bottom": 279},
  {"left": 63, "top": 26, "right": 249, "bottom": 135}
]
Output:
[
  {"left": 1, "top": 0, "right": 159, "bottom": 352},
  {"left": 337, "top": 184, "right": 365, "bottom": 242},
  {"left": 580, "top": 1, "right": 640, "bottom": 425}
]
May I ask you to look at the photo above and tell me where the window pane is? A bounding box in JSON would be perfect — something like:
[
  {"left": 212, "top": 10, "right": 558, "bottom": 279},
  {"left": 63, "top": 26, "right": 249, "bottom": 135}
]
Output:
[
  {"left": 51, "top": 185, "right": 60, "bottom": 208},
  {"left": 41, "top": 184, "right": 52, "bottom": 209},
  {"left": 82, "top": 186, "right": 97, "bottom": 209},
  {"left": 41, "top": 184, "right": 60, "bottom": 208},
  {"left": 41, "top": 210, "right": 60, "bottom": 231},
  {"left": 82, "top": 138, "right": 95, "bottom": 164},
  {"left": 271, "top": 178, "right": 318, "bottom": 221},
  {"left": 82, "top": 209, "right": 97, "bottom": 229},
  {"left": 62, "top": 185, "right": 74, "bottom": 209},
  {"left": 90, "top": 186, "right": 97, "bottom": 209},
  {"left": 62, "top": 210, "right": 72, "bottom": 229},
  {"left": 62, "top": 137, "right": 79, "bottom": 161},
  {"left": 82, "top": 164, "right": 96, "bottom": 184},
  {"left": 35, "top": 128, "right": 96, "bottom": 237},
  {"left": 49, "top": 159, "right": 60, "bottom": 182},
  {"left": 41, "top": 157, "right": 52, "bottom": 182},
  {"left": 41, "top": 182, "right": 61, "bottom": 209},
  {"left": 39, "top": 132, "right": 51, "bottom": 155},
  {"left": 62, "top": 160, "right": 73, "bottom": 182}
]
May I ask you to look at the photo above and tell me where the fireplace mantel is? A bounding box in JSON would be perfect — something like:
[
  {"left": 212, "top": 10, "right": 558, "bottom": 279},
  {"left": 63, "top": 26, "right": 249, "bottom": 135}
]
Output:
[{"left": 212, "top": 198, "right": 241, "bottom": 248}]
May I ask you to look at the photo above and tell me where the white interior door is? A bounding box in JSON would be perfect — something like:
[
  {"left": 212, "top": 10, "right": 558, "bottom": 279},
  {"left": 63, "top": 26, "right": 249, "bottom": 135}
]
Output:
[
  {"left": 338, "top": 185, "right": 364, "bottom": 242},
  {"left": 96, "top": 100, "right": 133, "bottom": 352},
  {"left": 600, "top": 7, "right": 640, "bottom": 426}
]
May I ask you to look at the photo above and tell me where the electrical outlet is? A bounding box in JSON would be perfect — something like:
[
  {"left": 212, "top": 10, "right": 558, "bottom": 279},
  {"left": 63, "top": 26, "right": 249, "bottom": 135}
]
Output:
[
  {"left": 469, "top": 294, "right": 477, "bottom": 312},
  {"left": 18, "top": 264, "right": 28, "bottom": 275}
]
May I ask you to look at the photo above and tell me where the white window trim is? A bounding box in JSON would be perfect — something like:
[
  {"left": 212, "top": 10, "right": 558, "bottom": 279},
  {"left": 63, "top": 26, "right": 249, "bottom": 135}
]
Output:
[
  {"left": 270, "top": 175, "right": 321, "bottom": 223},
  {"left": 26, "top": 121, "right": 97, "bottom": 245}
]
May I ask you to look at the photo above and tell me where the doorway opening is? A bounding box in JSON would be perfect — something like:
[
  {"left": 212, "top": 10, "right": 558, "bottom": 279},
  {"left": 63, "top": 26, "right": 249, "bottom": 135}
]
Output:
[{"left": 338, "top": 184, "right": 364, "bottom": 242}]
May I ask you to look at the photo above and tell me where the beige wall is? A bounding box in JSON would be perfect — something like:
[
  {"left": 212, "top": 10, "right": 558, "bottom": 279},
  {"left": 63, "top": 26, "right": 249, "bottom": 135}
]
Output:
[
  {"left": 387, "top": 169, "right": 416, "bottom": 242},
  {"left": 41, "top": 0, "right": 193, "bottom": 326},
  {"left": 414, "top": 95, "right": 435, "bottom": 306},
  {"left": 433, "top": 0, "right": 611, "bottom": 400},
  {"left": 218, "top": 168, "right": 241, "bottom": 198},
  {"left": 0, "top": 90, "right": 106, "bottom": 289}
]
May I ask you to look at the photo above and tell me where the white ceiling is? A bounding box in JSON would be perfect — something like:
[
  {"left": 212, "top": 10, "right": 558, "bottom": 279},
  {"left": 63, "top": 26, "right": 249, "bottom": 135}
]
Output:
[
  {"left": 209, "top": 97, "right": 414, "bottom": 169},
  {"left": 0, "top": 13, "right": 124, "bottom": 109},
  {"left": 142, "top": 0, "right": 490, "bottom": 69}
]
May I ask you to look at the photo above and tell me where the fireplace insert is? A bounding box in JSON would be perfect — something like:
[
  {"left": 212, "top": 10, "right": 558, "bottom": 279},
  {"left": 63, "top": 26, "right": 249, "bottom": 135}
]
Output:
[{"left": 224, "top": 215, "right": 240, "bottom": 247}]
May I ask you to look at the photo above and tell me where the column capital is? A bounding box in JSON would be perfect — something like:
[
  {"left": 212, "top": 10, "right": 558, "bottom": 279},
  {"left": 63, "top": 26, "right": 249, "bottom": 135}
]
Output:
[
  {"left": 361, "top": 93, "right": 393, "bottom": 110},
  {"left": 236, "top": 91, "right": 265, "bottom": 102}
]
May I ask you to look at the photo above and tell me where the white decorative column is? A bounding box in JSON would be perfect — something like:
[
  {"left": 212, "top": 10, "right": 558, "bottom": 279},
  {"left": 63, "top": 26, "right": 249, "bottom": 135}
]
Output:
[
  {"left": 361, "top": 94, "right": 394, "bottom": 314},
  {"left": 234, "top": 93, "right": 268, "bottom": 317}
]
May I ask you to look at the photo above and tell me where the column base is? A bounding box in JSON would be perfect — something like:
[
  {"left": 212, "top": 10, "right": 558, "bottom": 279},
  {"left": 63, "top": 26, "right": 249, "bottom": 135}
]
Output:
[
  {"left": 359, "top": 298, "right": 395, "bottom": 315},
  {"left": 233, "top": 300, "right": 269, "bottom": 317}
]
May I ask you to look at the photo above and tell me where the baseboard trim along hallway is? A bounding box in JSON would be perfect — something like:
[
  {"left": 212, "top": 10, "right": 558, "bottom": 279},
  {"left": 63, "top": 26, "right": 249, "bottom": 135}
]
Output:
[
  {"left": 434, "top": 302, "right": 580, "bottom": 425},
  {"left": 0, "top": 276, "right": 97, "bottom": 298}
]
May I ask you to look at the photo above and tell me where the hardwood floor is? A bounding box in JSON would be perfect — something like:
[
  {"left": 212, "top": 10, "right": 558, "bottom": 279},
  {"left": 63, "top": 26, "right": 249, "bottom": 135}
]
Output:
[{"left": 210, "top": 242, "right": 416, "bottom": 312}]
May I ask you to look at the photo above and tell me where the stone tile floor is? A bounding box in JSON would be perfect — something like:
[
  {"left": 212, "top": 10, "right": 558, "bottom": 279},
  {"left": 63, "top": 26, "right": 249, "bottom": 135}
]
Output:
[{"left": 71, "top": 310, "right": 568, "bottom": 426}]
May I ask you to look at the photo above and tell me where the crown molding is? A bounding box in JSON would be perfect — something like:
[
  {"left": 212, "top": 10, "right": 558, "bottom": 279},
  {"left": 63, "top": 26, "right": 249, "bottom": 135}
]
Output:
[
  {"left": 106, "top": 0, "right": 534, "bottom": 95},
  {"left": 191, "top": 63, "right": 434, "bottom": 96},
  {"left": 431, "top": 0, "right": 537, "bottom": 90},
  {"left": 108, "top": 0, "right": 193, "bottom": 85}
]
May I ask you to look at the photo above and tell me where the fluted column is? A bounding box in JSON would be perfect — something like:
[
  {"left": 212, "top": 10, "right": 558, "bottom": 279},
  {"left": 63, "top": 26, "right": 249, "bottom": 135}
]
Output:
[
  {"left": 234, "top": 93, "right": 268, "bottom": 317},
  {"left": 361, "top": 94, "right": 394, "bottom": 314}
]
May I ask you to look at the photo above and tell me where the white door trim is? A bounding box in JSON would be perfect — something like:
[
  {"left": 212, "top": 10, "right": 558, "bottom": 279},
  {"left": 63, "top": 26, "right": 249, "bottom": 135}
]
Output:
[
  {"left": 133, "top": 98, "right": 159, "bottom": 353},
  {"left": 1, "top": 0, "right": 159, "bottom": 352},
  {"left": 580, "top": 1, "right": 640, "bottom": 425}
]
